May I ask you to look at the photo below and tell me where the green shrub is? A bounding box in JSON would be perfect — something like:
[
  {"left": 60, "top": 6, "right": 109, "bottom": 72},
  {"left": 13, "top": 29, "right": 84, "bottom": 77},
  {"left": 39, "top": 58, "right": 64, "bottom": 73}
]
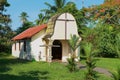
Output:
[
  {"left": 67, "top": 56, "right": 77, "bottom": 72},
  {"left": 83, "top": 42, "right": 99, "bottom": 80},
  {"left": 111, "top": 67, "right": 120, "bottom": 80},
  {"left": 67, "top": 35, "right": 80, "bottom": 72}
]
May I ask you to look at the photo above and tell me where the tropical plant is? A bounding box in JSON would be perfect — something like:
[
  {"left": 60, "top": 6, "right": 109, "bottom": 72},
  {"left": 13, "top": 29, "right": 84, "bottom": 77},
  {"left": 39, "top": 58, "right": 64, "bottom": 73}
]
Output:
[
  {"left": 80, "top": 22, "right": 120, "bottom": 58},
  {"left": 16, "top": 12, "right": 34, "bottom": 35},
  {"left": 42, "top": 0, "right": 66, "bottom": 14},
  {"left": 19, "top": 12, "right": 29, "bottom": 23},
  {"left": 94, "top": 24, "right": 117, "bottom": 57},
  {"left": 111, "top": 67, "right": 120, "bottom": 80},
  {"left": 41, "top": 0, "right": 67, "bottom": 20},
  {"left": 67, "top": 34, "right": 81, "bottom": 72},
  {"left": 83, "top": 42, "right": 98, "bottom": 80},
  {"left": 114, "top": 32, "right": 120, "bottom": 58},
  {"left": 16, "top": 21, "right": 34, "bottom": 35},
  {"left": 35, "top": 13, "right": 48, "bottom": 25}
]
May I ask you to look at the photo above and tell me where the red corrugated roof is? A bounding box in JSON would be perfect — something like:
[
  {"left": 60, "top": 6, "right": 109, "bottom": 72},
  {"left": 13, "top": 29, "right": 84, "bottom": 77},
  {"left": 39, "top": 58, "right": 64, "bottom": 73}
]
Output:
[{"left": 12, "top": 24, "right": 47, "bottom": 41}]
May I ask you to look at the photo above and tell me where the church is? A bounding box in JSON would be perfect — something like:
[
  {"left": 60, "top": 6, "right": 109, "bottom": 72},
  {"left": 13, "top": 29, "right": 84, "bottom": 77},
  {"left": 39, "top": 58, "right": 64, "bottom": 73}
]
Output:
[{"left": 12, "top": 13, "right": 81, "bottom": 62}]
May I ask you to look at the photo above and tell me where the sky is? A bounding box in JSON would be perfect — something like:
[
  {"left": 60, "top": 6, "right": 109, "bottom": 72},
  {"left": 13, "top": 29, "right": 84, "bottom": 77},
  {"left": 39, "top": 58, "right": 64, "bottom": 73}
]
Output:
[{"left": 7, "top": 0, "right": 104, "bottom": 30}]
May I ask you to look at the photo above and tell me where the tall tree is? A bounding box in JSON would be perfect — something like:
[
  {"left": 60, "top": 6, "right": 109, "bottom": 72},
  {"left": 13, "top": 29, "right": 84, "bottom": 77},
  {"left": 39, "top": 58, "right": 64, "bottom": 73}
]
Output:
[
  {"left": 19, "top": 12, "right": 28, "bottom": 24},
  {"left": 84, "top": 0, "right": 120, "bottom": 25},
  {"left": 16, "top": 12, "right": 34, "bottom": 34},
  {"left": 0, "top": 0, "right": 14, "bottom": 53},
  {"left": 41, "top": 0, "right": 66, "bottom": 20},
  {"left": 35, "top": 13, "right": 48, "bottom": 25},
  {"left": 44, "top": 0, "right": 66, "bottom": 13}
]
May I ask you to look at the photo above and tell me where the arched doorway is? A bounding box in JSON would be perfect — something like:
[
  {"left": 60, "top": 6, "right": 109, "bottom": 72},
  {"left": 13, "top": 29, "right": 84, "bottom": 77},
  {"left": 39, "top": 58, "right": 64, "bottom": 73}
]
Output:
[{"left": 52, "top": 40, "right": 62, "bottom": 60}]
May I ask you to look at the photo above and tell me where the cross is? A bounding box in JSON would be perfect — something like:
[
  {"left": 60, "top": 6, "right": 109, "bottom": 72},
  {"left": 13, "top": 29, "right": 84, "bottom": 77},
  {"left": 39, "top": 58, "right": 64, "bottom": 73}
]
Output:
[
  {"left": 56, "top": 13, "right": 75, "bottom": 39},
  {"left": 40, "top": 45, "right": 60, "bottom": 47}
]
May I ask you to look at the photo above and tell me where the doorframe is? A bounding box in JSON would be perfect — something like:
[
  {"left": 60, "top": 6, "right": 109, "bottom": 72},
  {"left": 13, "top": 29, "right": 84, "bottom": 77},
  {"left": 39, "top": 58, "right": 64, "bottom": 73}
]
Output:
[{"left": 52, "top": 40, "right": 62, "bottom": 60}]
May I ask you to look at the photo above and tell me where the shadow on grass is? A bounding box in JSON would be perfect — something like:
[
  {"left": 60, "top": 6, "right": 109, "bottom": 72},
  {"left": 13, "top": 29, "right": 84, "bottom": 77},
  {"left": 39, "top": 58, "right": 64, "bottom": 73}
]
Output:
[
  {"left": 0, "top": 71, "right": 49, "bottom": 80},
  {"left": 0, "top": 58, "right": 30, "bottom": 65},
  {"left": 0, "top": 53, "right": 10, "bottom": 57},
  {"left": 0, "top": 58, "right": 30, "bottom": 73}
]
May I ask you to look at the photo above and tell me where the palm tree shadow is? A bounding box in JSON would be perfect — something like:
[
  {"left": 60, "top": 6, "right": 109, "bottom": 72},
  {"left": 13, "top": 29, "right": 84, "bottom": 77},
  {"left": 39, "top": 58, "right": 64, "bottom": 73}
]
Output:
[
  {"left": 0, "top": 58, "right": 30, "bottom": 73},
  {"left": 0, "top": 71, "right": 49, "bottom": 80}
]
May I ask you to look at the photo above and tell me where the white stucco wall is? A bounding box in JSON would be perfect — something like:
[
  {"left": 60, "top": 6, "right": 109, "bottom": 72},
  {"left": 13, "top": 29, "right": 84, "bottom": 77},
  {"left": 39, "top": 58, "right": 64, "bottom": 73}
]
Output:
[
  {"left": 12, "top": 42, "right": 19, "bottom": 57},
  {"left": 12, "top": 41, "right": 24, "bottom": 58},
  {"left": 60, "top": 40, "right": 80, "bottom": 62},
  {"left": 12, "top": 28, "right": 46, "bottom": 61},
  {"left": 51, "top": 13, "right": 79, "bottom": 40},
  {"left": 31, "top": 29, "right": 46, "bottom": 61},
  {"left": 61, "top": 40, "right": 70, "bottom": 62}
]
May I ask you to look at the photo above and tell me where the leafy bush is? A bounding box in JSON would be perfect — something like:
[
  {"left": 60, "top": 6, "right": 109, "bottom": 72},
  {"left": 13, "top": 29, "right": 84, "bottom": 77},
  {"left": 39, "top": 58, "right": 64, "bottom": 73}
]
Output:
[
  {"left": 66, "top": 56, "right": 77, "bottom": 72},
  {"left": 80, "top": 23, "right": 120, "bottom": 58},
  {"left": 94, "top": 24, "right": 117, "bottom": 57},
  {"left": 83, "top": 42, "right": 99, "bottom": 80},
  {"left": 67, "top": 35, "right": 80, "bottom": 72},
  {"left": 111, "top": 67, "right": 120, "bottom": 80}
]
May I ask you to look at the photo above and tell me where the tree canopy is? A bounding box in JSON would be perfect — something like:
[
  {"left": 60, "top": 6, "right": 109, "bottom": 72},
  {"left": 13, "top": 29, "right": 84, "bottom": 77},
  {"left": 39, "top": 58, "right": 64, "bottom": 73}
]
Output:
[{"left": 0, "top": 0, "right": 14, "bottom": 53}]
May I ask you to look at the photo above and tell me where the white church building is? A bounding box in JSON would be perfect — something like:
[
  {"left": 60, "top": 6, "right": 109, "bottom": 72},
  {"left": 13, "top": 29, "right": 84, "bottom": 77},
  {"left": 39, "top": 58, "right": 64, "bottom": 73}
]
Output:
[{"left": 12, "top": 13, "right": 81, "bottom": 62}]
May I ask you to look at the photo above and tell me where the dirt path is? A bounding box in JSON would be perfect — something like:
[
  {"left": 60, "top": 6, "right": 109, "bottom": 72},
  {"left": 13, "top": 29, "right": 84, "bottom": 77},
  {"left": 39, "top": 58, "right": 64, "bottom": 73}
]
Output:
[{"left": 78, "top": 63, "right": 112, "bottom": 77}]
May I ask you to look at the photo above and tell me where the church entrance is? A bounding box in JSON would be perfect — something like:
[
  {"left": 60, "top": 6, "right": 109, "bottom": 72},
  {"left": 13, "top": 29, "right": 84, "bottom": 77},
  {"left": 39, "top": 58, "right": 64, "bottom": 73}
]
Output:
[{"left": 52, "top": 40, "right": 62, "bottom": 60}]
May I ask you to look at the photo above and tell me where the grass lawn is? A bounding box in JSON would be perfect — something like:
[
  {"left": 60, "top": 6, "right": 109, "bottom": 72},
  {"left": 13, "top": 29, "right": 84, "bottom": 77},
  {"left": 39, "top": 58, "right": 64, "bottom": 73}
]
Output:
[
  {"left": 81, "top": 57, "right": 120, "bottom": 72},
  {"left": 0, "top": 53, "right": 120, "bottom": 80}
]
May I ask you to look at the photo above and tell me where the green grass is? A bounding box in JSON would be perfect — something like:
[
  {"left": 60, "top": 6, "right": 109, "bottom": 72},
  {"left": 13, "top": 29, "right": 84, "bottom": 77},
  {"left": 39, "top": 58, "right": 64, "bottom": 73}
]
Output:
[
  {"left": 0, "top": 53, "right": 120, "bottom": 80},
  {"left": 96, "top": 58, "right": 120, "bottom": 71},
  {"left": 81, "top": 57, "right": 120, "bottom": 72}
]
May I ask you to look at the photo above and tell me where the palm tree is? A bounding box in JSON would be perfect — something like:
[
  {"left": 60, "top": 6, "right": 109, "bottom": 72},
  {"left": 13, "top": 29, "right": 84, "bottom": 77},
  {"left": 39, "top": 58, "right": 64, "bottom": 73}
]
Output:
[
  {"left": 69, "top": 35, "right": 81, "bottom": 55},
  {"left": 83, "top": 42, "right": 98, "bottom": 80},
  {"left": 41, "top": 0, "right": 66, "bottom": 18},
  {"left": 19, "top": 12, "right": 29, "bottom": 24},
  {"left": 67, "top": 35, "right": 81, "bottom": 72},
  {"left": 35, "top": 13, "right": 48, "bottom": 25}
]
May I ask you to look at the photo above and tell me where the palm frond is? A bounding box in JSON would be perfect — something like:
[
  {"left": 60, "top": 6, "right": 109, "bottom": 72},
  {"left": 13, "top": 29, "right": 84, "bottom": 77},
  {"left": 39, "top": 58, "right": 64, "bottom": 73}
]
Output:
[{"left": 44, "top": 2, "right": 52, "bottom": 8}]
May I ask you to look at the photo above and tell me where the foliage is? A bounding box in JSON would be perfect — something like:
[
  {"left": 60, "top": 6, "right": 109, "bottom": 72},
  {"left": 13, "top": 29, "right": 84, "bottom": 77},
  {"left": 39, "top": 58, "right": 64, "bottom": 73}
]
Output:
[
  {"left": 68, "top": 35, "right": 81, "bottom": 52},
  {"left": 94, "top": 24, "right": 117, "bottom": 57},
  {"left": 66, "top": 57, "right": 77, "bottom": 72},
  {"left": 67, "top": 35, "right": 80, "bottom": 72},
  {"left": 15, "top": 12, "right": 34, "bottom": 35},
  {"left": 41, "top": 0, "right": 87, "bottom": 30},
  {"left": 16, "top": 21, "right": 34, "bottom": 35},
  {"left": 111, "top": 67, "right": 120, "bottom": 80},
  {"left": 79, "top": 24, "right": 97, "bottom": 56},
  {"left": 83, "top": 42, "right": 98, "bottom": 80},
  {"left": 35, "top": 13, "right": 48, "bottom": 25},
  {"left": 0, "top": 0, "right": 14, "bottom": 53},
  {"left": 80, "top": 23, "right": 120, "bottom": 58},
  {"left": 79, "top": 26, "right": 95, "bottom": 43},
  {"left": 84, "top": 0, "right": 120, "bottom": 25},
  {"left": 41, "top": 0, "right": 66, "bottom": 21}
]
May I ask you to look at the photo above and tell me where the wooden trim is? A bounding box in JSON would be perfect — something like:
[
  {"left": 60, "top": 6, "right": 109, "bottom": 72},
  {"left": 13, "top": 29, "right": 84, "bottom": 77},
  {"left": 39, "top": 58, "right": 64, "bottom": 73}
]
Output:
[
  {"left": 57, "top": 19, "right": 74, "bottom": 21},
  {"left": 19, "top": 41, "right": 21, "bottom": 51},
  {"left": 56, "top": 13, "right": 74, "bottom": 39},
  {"left": 15, "top": 42, "right": 16, "bottom": 51},
  {"left": 24, "top": 40, "right": 26, "bottom": 52},
  {"left": 65, "top": 13, "right": 67, "bottom": 39}
]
